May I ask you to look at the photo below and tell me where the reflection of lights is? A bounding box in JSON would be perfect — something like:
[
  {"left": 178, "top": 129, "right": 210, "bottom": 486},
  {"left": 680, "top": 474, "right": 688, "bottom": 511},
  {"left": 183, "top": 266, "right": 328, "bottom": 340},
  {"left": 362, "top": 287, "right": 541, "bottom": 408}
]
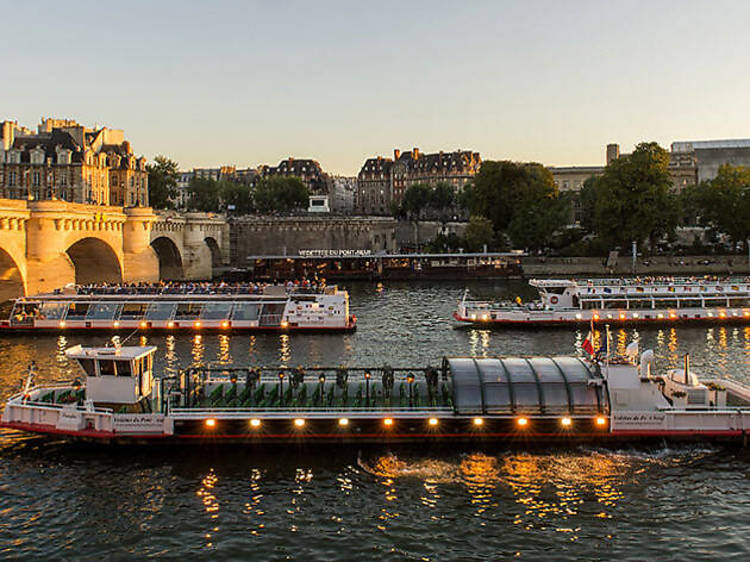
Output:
[
  {"left": 517, "top": 417, "right": 528, "bottom": 428},
  {"left": 595, "top": 416, "right": 607, "bottom": 427},
  {"left": 428, "top": 417, "right": 439, "bottom": 426},
  {"left": 383, "top": 418, "right": 394, "bottom": 427},
  {"left": 205, "top": 418, "right": 216, "bottom": 428},
  {"left": 293, "top": 418, "right": 305, "bottom": 428},
  {"left": 561, "top": 416, "right": 572, "bottom": 428},
  {"left": 473, "top": 417, "right": 484, "bottom": 426},
  {"left": 338, "top": 418, "right": 349, "bottom": 426},
  {"left": 250, "top": 418, "right": 261, "bottom": 428}
]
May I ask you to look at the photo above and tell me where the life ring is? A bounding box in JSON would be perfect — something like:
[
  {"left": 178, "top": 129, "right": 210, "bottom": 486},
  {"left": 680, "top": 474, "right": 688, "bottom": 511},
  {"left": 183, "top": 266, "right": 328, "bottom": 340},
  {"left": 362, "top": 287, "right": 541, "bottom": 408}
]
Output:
[{"left": 550, "top": 296, "right": 559, "bottom": 305}]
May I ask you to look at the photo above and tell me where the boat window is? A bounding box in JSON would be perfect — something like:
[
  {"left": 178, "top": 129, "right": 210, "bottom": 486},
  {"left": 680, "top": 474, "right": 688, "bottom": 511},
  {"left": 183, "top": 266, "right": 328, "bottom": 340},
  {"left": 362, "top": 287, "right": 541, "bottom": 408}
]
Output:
[
  {"left": 99, "top": 360, "right": 117, "bottom": 376},
  {"left": 231, "top": 303, "right": 261, "bottom": 321},
  {"left": 680, "top": 299, "right": 702, "bottom": 308},
  {"left": 78, "top": 358, "right": 97, "bottom": 376},
  {"left": 581, "top": 300, "right": 601, "bottom": 310},
  {"left": 38, "top": 301, "right": 68, "bottom": 320},
  {"left": 121, "top": 303, "right": 148, "bottom": 319},
  {"left": 200, "top": 302, "right": 233, "bottom": 320},
  {"left": 545, "top": 287, "right": 567, "bottom": 295},
  {"left": 655, "top": 299, "right": 678, "bottom": 309},
  {"left": 67, "top": 302, "right": 90, "bottom": 318},
  {"left": 704, "top": 297, "right": 729, "bottom": 305},
  {"left": 602, "top": 300, "right": 627, "bottom": 309},
  {"left": 628, "top": 298, "right": 653, "bottom": 309},
  {"left": 729, "top": 298, "right": 750, "bottom": 307},
  {"left": 145, "top": 302, "right": 176, "bottom": 320},
  {"left": 175, "top": 303, "right": 204, "bottom": 319},
  {"left": 86, "top": 303, "right": 121, "bottom": 320},
  {"left": 115, "top": 360, "right": 132, "bottom": 377}
]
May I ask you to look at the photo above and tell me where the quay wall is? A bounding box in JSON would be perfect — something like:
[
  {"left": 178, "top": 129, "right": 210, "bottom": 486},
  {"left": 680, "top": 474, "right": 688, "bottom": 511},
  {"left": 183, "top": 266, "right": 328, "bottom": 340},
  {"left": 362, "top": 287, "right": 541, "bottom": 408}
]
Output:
[{"left": 522, "top": 255, "right": 750, "bottom": 277}]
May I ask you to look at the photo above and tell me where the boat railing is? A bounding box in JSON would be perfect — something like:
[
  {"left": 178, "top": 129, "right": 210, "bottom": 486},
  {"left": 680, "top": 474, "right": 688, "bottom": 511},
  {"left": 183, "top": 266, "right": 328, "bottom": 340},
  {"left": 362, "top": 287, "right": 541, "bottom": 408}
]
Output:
[{"left": 170, "top": 406, "right": 453, "bottom": 417}]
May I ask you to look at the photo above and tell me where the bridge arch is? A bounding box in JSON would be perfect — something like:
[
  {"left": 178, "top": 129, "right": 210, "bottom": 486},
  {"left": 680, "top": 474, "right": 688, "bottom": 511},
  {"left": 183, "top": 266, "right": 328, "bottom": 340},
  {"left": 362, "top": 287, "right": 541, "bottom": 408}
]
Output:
[
  {"left": 205, "top": 236, "right": 222, "bottom": 269},
  {"left": 0, "top": 247, "right": 25, "bottom": 301},
  {"left": 151, "top": 236, "right": 184, "bottom": 280},
  {"left": 66, "top": 237, "right": 123, "bottom": 285}
]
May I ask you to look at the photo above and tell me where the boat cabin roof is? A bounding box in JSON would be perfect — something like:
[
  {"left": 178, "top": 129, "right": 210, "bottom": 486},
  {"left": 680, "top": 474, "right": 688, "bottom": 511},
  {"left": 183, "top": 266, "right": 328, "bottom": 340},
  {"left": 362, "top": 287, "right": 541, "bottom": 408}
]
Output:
[{"left": 65, "top": 345, "right": 157, "bottom": 361}]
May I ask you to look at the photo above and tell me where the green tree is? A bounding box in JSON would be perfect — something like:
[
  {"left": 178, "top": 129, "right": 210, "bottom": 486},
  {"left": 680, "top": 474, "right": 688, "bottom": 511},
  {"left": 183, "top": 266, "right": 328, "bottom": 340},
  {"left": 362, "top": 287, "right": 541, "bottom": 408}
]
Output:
[
  {"left": 187, "top": 177, "right": 222, "bottom": 212},
  {"left": 691, "top": 164, "right": 750, "bottom": 250},
  {"left": 578, "top": 176, "right": 599, "bottom": 233},
  {"left": 592, "top": 142, "right": 678, "bottom": 250},
  {"left": 254, "top": 176, "right": 309, "bottom": 214},
  {"left": 507, "top": 196, "right": 569, "bottom": 251},
  {"left": 400, "top": 183, "right": 432, "bottom": 249},
  {"left": 463, "top": 215, "right": 495, "bottom": 252},
  {"left": 220, "top": 181, "right": 254, "bottom": 215},
  {"left": 146, "top": 155, "right": 179, "bottom": 209},
  {"left": 429, "top": 181, "right": 455, "bottom": 222}
]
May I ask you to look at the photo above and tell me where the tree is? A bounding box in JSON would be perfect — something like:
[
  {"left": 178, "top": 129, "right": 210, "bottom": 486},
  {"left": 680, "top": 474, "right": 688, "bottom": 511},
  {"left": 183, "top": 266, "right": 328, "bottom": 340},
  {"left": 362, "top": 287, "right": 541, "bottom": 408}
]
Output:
[
  {"left": 507, "top": 196, "right": 570, "bottom": 251},
  {"left": 591, "top": 142, "right": 678, "bottom": 250},
  {"left": 578, "top": 176, "right": 599, "bottom": 233},
  {"left": 254, "top": 176, "right": 309, "bottom": 214},
  {"left": 220, "top": 181, "right": 254, "bottom": 215},
  {"left": 690, "top": 164, "right": 750, "bottom": 250},
  {"left": 429, "top": 181, "right": 455, "bottom": 222},
  {"left": 146, "top": 155, "right": 179, "bottom": 209},
  {"left": 400, "top": 183, "right": 432, "bottom": 249},
  {"left": 463, "top": 215, "right": 495, "bottom": 252},
  {"left": 187, "top": 177, "right": 222, "bottom": 212}
]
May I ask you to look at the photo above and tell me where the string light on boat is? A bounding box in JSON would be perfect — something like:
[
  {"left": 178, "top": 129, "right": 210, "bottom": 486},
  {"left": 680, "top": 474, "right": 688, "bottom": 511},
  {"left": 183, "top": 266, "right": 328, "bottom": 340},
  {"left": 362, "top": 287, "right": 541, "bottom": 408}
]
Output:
[
  {"left": 619, "top": 313, "right": 626, "bottom": 320},
  {"left": 249, "top": 418, "right": 261, "bottom": 428},
  {"left": 719, "top": 311, "right": 727, "bottom": 319},
  {"left": 293, "top": 418, "right": 306, "bottom": 428},
  {"left": 744, "top": 310, "right": 750, "bottom": 318},
  {"left": 220, "top": 321, "right": 229, "bottom": 329},
  {"left": 194, "top": 321, "right": 201, "bottom": 329},
  {"left": 593, "top": 313, "right": 600, "bottom": 321},
  {"left": 338, "top": 418, "right": 349, "bottom": 427},
  {"left": 575, "top": 313, "right": 582, "bottom": 320},
  {"left": 633, "top": 313, "right": 639, "bottom": 319},
  {"left": 167, "top": 321, "right": 175, "bottom": 329},
  {"left": 428, "top": 417, "right": 439, "bottom": 427},
  {"left": 669, "top": 312, "right": 677, "bottom": 320},
  {"left": 205, "top": 418, "right": 216, "bottom": 429},
  {"left": 113, "top": 321, "right": 120, "bottom": 328},
  {"left": 59, "top": 320, "right": 66, "bottom": 328},
  {"left": 383, "top": 418, "right": 394, "bottom": 427},
  {"left": 481, "top": 314, "right": 489, "bottom": 321},
  {"left": 657, "top": 313, "right": 664, "bottom": 319},
  {"left": 595, "top": 416, "right": 608, "bottom": 427},
  {"left": 516, "top": 417, "right": 529, "bottom": 428},
  {"left": 560, "top": 416, "right": 573, "bottom": 428},
  {"left": 140, "top": 321, "right": 147, "bottom": 329},
  {"left": 707, "top": 312, "right": 714, "bottom": 318},
  {"left": 318, "top": 373, "right": 326, "bottom": 384},
  {"left": 472, "top": 417, "right": 484, "bottom": 427},
  {"left": 280, "top": 320, "right": 289, "bottom": 329}
]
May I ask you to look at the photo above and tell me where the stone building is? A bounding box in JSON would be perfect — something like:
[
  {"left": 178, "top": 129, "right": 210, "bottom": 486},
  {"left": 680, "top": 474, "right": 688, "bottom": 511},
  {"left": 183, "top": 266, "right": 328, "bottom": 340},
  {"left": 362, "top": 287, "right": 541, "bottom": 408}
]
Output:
[
  {"left": 330, "top": 176, "right": 356, "bottom": 214},
  {"left": 0, "top": 118, "right": 147, "bottom": 206},
  {"left": 260, "top": 158, "right": 331, "bottom": 194},
  {"left": 670, "top": 139, "right": 750, "bottom": 184},
  {"left": 356, "top": 147, "right": 481, "bottom": 215}
]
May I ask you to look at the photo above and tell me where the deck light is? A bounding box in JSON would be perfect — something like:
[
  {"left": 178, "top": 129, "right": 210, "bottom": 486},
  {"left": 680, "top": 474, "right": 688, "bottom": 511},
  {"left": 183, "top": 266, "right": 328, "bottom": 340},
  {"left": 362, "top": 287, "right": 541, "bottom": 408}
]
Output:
[
  {"left": 383, "top": 418, "right": 394, "bottom": 427},
  {"left": 595, "top": 416, "right": 607, "bottom": 427},
  {"left": 707, "top": 312, "right": 714, "bottom": 318},
  {"left": 220, "top": 321, "right": 229, "bottom": 329},
  {"left": 293, "top": 418, "right": 306, "bottom": 428},
  {"left": 194, "top": 321, "right": 201, "bottom": 329},
  {"left": 406, "top": 373, "right": 415, "bottom": 384},
  {"left": 338, "top": 418, "right": 349, "bottom": 427},
  {"left": 470, "top": 314, "right": 476, "bottom": 320},
  {"left": 318, "top": 373, "right": 326, "bottom": 384},
  {"left": 428, "top": 417, "right": 439, "bottom": 426},
  {"left": 619, "top": 313, "right": 626, "bottom": 320},
  {"left": 113, "top": 321, "right": 120, "bottom": 328},
  {"left": 481, "top": 314, "right": 489, "bottom": 321},
  {"left": 517, "top": 417, "right": 529, "bottom": 428},
  {"left": 593, "top": 313, "right": 599, "bottom": 321},
  {"left": 657, "top": 313, "right": 664, "bottom": 319},
  {"left": 633, "top": 313, "right": 639, "bottom": 319},
  {"left": 669, "top": 312, "right": 677, "bottom": 319},
  {"left": 140, "top": 321, "right": 147, "bottom": 329},
  {"left": 473, "top": 417, "right": 484, "bottom": 426},
  {"left": 167, "top": 321, "right": 175, "bottom": 328},
  {"left": 250, "top": 418, "right": 261, "bottom": 428},
  {"left": 280, "top": 320, "right": 289, "bottom": 329},
  {"left": 59, "top": 320, "right": 66, "bottom": 328},
  {"left": 719, "top": 311, "right": 727, "bottom": 319},
  {"left": 205, "top": 418, "right": 216, "bottom": 428},
  {"left": 744, "top": 311, "right": 750, "bottom": 317},
  {"left": 560, "top": 416, "right": 572, "bottom": 428},
  {"left": 575, "top": 313, "right": 582, "bottom": 320}
]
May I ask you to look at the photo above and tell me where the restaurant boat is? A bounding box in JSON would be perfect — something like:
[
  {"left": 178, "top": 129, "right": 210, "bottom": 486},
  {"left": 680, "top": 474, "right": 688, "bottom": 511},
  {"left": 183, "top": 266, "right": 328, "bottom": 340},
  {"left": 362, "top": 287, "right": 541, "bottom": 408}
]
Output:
[
  {"left": 1, "top": 285, "right": 356, "bottom": 332},
  {"left": 455, "top": 278, "right": 750, "bottom": 327},
  {"left": 3, "top": 341, "right": 750, "bottom": 444}
]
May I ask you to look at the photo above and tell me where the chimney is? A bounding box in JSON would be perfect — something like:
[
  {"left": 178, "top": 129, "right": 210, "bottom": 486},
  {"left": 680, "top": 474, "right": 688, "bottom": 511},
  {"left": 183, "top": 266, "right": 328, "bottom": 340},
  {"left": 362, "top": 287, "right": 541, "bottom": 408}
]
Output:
[
  {"left": 606, "top": 143, "right": 620, "bottom": 165},
  {"left": 393, "top": 148, "right": 400, "bottom": 160},
  {"left": 413, "top": 147, "right": 419, "bottom": 159}
]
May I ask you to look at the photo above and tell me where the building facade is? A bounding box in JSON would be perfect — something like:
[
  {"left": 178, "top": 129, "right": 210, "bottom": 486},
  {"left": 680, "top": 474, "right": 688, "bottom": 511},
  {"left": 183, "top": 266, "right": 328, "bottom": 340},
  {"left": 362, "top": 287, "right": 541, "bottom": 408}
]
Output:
[
  {"left": 0, "top": 118, "right": 147, "bottom": 206},
  {"left": 671, "top": 139, "right": 750, "bottom": 184},
  {"left": 259, "top": 158, "right": 331, "bottom": 194}
]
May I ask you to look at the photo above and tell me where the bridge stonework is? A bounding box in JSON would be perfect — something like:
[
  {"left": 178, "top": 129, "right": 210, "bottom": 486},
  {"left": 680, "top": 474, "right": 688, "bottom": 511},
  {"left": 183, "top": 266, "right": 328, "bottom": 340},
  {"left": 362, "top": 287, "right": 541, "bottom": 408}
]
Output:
[{"left": 0, "top": 200, "right": 228, "bottom": 299}]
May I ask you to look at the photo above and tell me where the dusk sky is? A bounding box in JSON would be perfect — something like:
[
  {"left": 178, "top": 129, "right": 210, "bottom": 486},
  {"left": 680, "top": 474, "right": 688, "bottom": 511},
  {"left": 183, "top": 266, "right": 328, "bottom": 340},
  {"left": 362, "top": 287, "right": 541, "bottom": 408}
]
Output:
[{"left": 4, "top": 0, "right": 750, "bottom": 175}]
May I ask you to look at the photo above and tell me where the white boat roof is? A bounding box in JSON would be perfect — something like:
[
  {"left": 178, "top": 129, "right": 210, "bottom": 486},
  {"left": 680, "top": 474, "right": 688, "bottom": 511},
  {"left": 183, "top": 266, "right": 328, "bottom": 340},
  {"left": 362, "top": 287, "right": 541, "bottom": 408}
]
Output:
[{"left": 65, "top": 345, "right": 157, "bottom": 360}]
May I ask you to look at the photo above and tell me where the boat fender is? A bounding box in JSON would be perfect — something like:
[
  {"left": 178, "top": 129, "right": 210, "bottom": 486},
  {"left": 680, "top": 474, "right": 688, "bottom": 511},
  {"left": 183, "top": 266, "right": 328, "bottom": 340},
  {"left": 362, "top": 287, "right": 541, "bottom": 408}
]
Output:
[{"left": 550, "top": 296, "right": 559, "bottom": 304}]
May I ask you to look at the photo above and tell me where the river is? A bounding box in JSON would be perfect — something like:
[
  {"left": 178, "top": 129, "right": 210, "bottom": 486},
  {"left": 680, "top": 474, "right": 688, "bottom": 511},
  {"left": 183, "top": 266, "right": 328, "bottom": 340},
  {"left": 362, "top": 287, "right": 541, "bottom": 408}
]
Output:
[{"left": 1, "top": 281, "right": 750, "bottom": 560}]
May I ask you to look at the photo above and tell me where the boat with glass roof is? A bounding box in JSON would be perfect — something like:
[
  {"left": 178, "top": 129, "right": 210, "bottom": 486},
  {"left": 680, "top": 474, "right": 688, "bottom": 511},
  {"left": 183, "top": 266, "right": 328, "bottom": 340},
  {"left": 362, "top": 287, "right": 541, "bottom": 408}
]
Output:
[
  {"left": 3, "top": 340, "right": 750, "bottom": 444},
  {"left": 1, "top": 285, "right": 356, "bottom": 332},
  {"left": 455, "top": 277, "right": 750, "bottom": 327}
]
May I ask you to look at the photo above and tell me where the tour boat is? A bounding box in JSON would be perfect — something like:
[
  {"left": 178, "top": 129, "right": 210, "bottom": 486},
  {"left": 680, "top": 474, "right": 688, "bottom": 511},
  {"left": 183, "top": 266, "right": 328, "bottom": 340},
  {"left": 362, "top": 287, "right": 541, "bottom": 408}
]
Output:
[
  {"left": 3, "top": 341, "right": 750, "bottom": 444},
  {"left": 454, "top": 278, "right": 750, "bottom": 327},
  {"left": 1, "top": 285, "right": 356, "bottom": 332}
]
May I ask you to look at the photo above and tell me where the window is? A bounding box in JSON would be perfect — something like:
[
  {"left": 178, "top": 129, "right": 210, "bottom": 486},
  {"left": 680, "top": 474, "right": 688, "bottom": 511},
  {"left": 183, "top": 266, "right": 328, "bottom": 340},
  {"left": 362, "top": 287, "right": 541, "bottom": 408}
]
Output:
[
  {"left": 78, "top": 359, "right": 97, "bottom": 377},
  {"left": 32, "top": 172, "right": 40, "bottom": 186}
]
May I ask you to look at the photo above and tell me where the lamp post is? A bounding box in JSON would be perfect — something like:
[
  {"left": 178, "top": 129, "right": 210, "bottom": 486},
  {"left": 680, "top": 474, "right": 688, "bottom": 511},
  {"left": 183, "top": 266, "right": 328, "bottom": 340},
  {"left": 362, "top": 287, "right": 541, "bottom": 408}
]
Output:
[{"left": 364, "top": 371, "right": 371, "bottom": 407}]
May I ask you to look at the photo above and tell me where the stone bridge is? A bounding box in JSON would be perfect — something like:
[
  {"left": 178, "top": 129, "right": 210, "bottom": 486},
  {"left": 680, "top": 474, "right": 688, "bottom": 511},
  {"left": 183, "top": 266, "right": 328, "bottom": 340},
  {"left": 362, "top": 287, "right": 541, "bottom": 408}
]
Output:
[{"left": 0, "top": 200, "right": 228, "bottom": 300}]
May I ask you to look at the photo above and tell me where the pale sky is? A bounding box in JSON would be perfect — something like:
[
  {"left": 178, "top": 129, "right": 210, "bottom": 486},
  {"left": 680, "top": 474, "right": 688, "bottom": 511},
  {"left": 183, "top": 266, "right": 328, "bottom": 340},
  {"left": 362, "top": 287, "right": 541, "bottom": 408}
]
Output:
[{"left": 4, "top": 0, "right": 750, "bottom": 175}]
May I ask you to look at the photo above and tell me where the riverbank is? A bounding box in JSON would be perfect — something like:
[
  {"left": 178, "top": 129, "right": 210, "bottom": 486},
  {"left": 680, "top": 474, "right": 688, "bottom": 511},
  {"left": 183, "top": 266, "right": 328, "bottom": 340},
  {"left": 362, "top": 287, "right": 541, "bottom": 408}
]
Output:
[{"left": 522, "top": 255, "right": 749, "bottom": 277}]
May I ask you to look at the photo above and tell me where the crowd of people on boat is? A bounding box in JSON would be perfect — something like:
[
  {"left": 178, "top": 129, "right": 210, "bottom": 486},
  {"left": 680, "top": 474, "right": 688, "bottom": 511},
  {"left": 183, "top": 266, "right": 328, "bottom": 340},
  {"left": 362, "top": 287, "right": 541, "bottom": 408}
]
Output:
[
  {"left": 583, "top": 275, "right": 750, "bottom": 287},
  {"left": 70, "top": 279, "right": 329, "bottom": 296}
]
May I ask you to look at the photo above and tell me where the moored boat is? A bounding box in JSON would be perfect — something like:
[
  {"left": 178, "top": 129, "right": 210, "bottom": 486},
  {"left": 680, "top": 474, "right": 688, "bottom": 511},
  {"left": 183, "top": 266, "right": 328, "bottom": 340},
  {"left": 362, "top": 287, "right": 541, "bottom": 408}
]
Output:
[
  {"left": 1, "top": 284, "right": 356, "bottom": 332},
  {"left": 3, "top": 341, "right": 750, "bottom": 444},
  {"left": 455, "top": 277, "right": 750, "bottom": 327}
]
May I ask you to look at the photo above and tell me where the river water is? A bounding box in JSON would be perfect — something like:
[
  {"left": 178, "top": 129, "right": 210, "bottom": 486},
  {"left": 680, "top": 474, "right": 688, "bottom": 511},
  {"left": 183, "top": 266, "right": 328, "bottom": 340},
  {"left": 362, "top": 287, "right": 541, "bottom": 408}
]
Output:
[{"left": 2, "top": 281, "right": 750, "bottom": 560}]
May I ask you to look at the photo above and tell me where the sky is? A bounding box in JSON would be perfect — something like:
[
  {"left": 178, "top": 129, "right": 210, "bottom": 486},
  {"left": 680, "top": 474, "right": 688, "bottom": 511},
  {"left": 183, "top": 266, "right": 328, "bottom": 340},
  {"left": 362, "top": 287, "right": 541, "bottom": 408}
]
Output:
[{"left": 3, "top": 0, "right": 750, "bottom": 175}]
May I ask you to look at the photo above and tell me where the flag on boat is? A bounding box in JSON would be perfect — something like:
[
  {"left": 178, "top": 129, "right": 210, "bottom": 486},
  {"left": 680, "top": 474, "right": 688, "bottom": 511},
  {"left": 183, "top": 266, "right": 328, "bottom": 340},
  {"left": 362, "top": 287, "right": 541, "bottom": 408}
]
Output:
[{"left": 582, "top": 318, "right": 595, "bottom": 357}]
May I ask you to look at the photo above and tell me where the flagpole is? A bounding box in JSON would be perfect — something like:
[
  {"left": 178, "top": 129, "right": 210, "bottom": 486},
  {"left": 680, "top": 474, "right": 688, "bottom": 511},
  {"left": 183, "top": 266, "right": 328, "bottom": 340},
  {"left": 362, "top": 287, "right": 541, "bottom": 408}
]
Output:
[{"left": 605, "top": 323, "right": 611, "bottom": 379}]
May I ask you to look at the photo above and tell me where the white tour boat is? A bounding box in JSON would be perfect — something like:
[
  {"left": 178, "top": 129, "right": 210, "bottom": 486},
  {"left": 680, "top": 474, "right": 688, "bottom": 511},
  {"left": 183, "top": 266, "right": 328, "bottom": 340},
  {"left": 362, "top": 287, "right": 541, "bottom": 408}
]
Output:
[
  {"left": 2, "top": 341, "right": 750, "bottom": 444},
  {"left": 1, "top": 285, "right": 356, "bottom": 332},
  {"left": 455, "top": 278, "right": 750, "bottom": 327}
]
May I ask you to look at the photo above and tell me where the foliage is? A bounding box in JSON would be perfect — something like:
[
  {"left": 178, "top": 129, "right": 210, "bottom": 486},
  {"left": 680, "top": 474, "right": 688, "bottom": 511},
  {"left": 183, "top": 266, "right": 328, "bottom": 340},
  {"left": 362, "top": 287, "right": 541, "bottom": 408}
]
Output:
[
  {"left": 507, "top": 196, "right": 570, "bottom": 251},
  {"left": 578, "top": 176, "right": 598, "bottom": 233},
  {"left": 687, "top": 164, "right": 750, "bottom": 249},
  {"left": 424, "top": 232, "right": 462, "bottom": 253},
  {"left": 146, "top": 155, "right": 179, "bottom": 209},
  {"left": 186, "top": 177, "right": 223, "bottom": 212},
  {"left": 589, "top": 142, "right": 679, "bottom": 249},
  {"left": 254, "top": 176, "right": 309, "bottom": 214},
  {"left": 463, "top": 215, "right": 495, "bottom": 252},
  {"left": 400, "top": 183, "right": 433, "bottom": 221},
  {"left": 429, "top": 182, "right": 455, "bottom": 222},
  {"left": 221, "top": 181, "right": 254, "bottom": 215}
]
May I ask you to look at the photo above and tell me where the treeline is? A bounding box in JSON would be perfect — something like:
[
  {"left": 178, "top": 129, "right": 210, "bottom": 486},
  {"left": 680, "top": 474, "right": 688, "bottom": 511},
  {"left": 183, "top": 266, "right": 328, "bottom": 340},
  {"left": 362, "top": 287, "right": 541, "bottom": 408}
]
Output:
[{"left": 146, "top": 156, "right": 308, "bottom": 214}]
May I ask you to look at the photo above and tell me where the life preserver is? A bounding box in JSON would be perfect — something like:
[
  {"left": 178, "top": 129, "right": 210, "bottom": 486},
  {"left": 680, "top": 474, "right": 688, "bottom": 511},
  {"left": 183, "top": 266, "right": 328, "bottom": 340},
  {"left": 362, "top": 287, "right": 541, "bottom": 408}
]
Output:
[{"left": 550, "top": 296, "right": 559, "bottom": 304}]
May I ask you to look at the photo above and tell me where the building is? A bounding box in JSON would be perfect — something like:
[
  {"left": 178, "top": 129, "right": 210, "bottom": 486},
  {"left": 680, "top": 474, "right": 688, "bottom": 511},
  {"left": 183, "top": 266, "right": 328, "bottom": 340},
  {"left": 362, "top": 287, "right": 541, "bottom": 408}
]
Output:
[
  {"left": 260, "top": 158, "right": 331, "bottom": 194},
  {"left": 0, "top": 118, "right": 147, "bottom": 206},
  {"left": 356, "top": 147, "right": 481, "bottom": 215},
  {"left": 548, "top": 166, "right": 604, "bottom": 193},
  {"left": 330, "top": 176, "right": 356, "bottom": 214},
  {"left": 671, "top": 139, "right": 750, "bottom": 184}
]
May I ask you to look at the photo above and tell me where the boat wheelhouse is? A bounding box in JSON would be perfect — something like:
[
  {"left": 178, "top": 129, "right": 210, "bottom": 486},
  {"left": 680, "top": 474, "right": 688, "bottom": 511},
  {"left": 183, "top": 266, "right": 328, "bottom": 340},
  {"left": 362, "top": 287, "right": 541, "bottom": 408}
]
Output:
[
  {"left": 2, "top": 285, "right": 355, "bottom": 332},
  {"left": 3, "top": 342, "right": 750, "bottom": 444},
  {"left": 454, "top": 278, "right": 750, "bottom": 327}
]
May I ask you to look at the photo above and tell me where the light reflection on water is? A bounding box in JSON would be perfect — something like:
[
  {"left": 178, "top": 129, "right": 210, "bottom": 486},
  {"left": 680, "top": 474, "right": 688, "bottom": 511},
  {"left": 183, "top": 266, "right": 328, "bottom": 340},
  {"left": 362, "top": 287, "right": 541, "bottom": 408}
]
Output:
[{"left": 2, "top": 281, "right": 750, "bottom": 559}]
